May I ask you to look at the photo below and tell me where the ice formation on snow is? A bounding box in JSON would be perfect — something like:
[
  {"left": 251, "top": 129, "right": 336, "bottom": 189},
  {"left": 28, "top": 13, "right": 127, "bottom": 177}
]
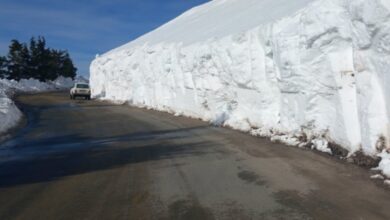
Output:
[{"left": 90, "top": 0, "right": 390, "bottom": 175}]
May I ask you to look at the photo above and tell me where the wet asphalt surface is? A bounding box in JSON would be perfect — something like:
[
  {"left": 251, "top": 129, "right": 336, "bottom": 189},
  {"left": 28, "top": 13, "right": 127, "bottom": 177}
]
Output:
[{"left": 0, "top": 92, "right": 390, "bottom": 220}]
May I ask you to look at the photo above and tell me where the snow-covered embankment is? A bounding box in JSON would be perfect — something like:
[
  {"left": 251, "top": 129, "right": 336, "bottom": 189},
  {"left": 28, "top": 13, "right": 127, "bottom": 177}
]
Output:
[
  {"left": 0, "top": 77, "right": 74, "bottom": 135},
  {"left": 90, "top": 0, "right": 390, "bottom": 179}
]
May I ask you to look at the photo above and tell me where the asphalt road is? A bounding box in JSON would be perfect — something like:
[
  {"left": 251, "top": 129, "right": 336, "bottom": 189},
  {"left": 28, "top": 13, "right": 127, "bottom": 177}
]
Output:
[{"left": 0, "top": 92, "right": 390, "bottom": 220}]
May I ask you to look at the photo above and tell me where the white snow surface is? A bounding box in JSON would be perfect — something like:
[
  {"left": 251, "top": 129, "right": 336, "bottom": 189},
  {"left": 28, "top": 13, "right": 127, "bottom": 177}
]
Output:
[
  {"left": 91, "top": 0, "right": 390, "bottom": 176},
  {"left": 0, "top": 77, "right": 74, "bottom": 135}
]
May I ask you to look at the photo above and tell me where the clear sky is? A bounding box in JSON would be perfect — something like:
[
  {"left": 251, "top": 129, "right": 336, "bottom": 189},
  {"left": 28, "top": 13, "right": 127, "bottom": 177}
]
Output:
[{"left": 0, "top": 0, "right": 209, "bottom": 77}]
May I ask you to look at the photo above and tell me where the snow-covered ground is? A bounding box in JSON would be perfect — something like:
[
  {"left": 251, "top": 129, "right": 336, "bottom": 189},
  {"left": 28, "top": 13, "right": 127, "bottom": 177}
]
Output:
[
  {"left": 90, "top": 0, "right": 390, "bottom": 180},
  {"left": 0, "top": 77, "right": 74, "bottom": 135}
]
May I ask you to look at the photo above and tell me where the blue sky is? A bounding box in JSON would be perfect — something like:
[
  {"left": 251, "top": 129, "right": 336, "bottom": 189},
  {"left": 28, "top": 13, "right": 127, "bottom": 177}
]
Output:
[{"left": 0, "top": 0, "right": 209, "bottom": 77}]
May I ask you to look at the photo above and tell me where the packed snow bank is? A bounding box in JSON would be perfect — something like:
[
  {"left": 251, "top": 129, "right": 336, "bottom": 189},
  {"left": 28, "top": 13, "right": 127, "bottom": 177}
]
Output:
[
  {"left": 1, "top": 77, "right": 74, "bottom": 93},
  {"left": 90, "top": 0, "right": 390, "bottom": 177},
  {"left": 375, "top": 151, "right": 390, "bottom": 178},
  {"left": 0, "top": 91, "right": 22, "bottom": 136},
  {"left": 0, "top": 77, "right": 74, "bottom": 135}
]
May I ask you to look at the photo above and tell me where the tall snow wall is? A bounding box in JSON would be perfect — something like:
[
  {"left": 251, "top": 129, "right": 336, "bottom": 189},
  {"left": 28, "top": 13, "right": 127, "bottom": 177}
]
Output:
[{"left": 90, "top": 0, "right": 390, "bottom": 156}]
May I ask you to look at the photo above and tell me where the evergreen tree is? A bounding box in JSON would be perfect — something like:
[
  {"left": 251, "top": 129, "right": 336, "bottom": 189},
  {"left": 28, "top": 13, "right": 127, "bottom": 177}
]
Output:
[
  {"left": 20, "top": 43, "right": 30, "bottom": 79},
  {"left": 60, "top": 52, "right": 77, "bottom": 79},
  {"left": 46, "top": 49, "right": 62, "bottom": 80},
  {"left": 36, "top": 37, "right": 50, "bottom": 81},
  {"left": 0, "top": 56, "right": 7, "bottom": 79},
  {"left": 1, "top": 36, "right": 77, "bottom": 81},
  {"left": 7, "top": 40, "right": 24, "bottom": 80},
  {"left": 28, "top": 37, "right": 39, "bottom": 79}
]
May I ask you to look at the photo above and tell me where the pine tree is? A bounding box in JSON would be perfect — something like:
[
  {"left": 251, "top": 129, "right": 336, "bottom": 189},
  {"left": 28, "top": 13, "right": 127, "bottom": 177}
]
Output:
[
  {"left": 60, "top": 52, "right": 77, "bottom": 79},
  {"left": 1, "top": 36, "right": 78, "bottom": 81},
  {"left": 28, "top": 37, "right": 39, "bottom": 79},
  {"left": 20, "top": 43, "right": 30, "bottom": 79},
  {"left": 36, "top": 37, "right": 50, "bottom": 81},
  {"left": 0, "top": 56, "right": 8, "bottom": 79},
  {"left": 7, "top": 40, "right": 24, "bottom": 80},
  {"left": 47, "top": 49, "right": 62, "bottom": 80}
]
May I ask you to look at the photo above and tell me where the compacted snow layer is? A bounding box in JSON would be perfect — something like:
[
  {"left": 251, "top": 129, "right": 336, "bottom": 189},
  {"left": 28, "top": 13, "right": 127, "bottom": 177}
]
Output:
[
  {"left": 90, "top": 0, "right": 390, "bottom": 177},
  {"left": 0, "top": 92, "right": 21, "bottom": 136},
  {"left": 0, "top": 77, "right": 74, "bottom": 134}
]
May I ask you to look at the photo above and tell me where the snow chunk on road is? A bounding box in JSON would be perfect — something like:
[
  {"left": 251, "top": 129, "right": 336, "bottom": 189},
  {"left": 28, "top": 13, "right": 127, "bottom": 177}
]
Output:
[
  {"left": 90, "top": 0, "right": 390, "bottom": 160},
  {"left": 370, "top": 174, "right": 385, "bottom": 180},
  {"left": 375, "top": 151, "right": 390, "bottom": 178}
]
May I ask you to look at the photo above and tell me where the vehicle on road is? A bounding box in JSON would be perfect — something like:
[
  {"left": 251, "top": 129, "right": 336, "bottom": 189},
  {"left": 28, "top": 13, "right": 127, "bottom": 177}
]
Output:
[{"left": 70, "top": 83, "right": 91, "bottom": 100}]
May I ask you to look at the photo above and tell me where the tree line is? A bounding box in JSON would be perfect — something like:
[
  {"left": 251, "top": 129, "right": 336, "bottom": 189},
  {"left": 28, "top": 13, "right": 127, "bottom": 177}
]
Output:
[{"left": 0, "top": 37, "right": 77, "bottom": 81}]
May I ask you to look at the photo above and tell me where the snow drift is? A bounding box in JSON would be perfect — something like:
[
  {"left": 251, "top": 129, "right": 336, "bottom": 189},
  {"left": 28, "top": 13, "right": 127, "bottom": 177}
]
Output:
[
  {"left": 0, "top": 77, "right": 74, "bottom": 135},
  {"left": 90, "top": 0, "right": 390, "bottom": 172}
]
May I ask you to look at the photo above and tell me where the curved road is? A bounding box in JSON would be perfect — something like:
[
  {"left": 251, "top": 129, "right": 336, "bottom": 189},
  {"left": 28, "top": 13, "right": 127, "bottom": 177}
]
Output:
[{"left": 0, "top": 92, "right": 389, "bottom": 220}]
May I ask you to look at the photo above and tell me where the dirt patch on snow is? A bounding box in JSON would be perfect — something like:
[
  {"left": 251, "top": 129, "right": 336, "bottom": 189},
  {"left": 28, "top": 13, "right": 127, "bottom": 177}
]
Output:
[{"left": 350, "top": 151, "right": 381, "bottom": 168}]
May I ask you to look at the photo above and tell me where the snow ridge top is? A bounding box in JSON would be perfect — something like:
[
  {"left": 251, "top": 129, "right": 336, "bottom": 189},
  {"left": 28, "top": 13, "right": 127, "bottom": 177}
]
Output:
[{"left": 111, "top": 0, "right": 315, "bottom": 53}]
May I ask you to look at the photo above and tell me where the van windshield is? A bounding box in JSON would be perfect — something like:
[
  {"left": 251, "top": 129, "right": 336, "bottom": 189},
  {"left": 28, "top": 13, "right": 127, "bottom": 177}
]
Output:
[{"left": 76, "top": 84, "right": 89, "bottom": 89}]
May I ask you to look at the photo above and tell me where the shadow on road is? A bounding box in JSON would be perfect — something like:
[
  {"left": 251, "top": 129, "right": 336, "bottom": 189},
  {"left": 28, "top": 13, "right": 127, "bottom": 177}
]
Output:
[{"left": 0, "top": 126, "right": 217, "bottom": 188}]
